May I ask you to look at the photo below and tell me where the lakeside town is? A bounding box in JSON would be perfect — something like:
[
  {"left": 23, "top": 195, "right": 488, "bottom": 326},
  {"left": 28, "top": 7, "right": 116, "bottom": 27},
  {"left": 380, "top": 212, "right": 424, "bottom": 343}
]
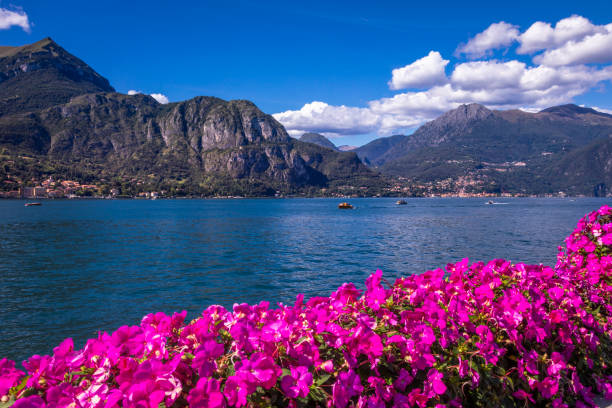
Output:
[
  {"left": 0, "top": 176, "right": 161, "bottom": 199},
  {"left": 0, "top": 175, "right": 579, "bottom": 199}
]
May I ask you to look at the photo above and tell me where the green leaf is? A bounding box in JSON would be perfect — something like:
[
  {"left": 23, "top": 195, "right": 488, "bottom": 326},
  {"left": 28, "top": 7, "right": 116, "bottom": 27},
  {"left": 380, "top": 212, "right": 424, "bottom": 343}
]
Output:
[
  {"left": 9, "top": 376, "right": 28, "bottom": 395},
  {"left": 506, "top": 376, "right": 514, "bottom": 391},
  {"left": 309, "top": 387, "right": 327, "bottom": 402},
  {"left": 19, "top": 388, "right": 38, "bottom": 398},
  {"left": 315, "top": 373, "right": 331, "bottom": 386},
  {"left": 294, "top": 336, "right": 310, "bottom": 346}
]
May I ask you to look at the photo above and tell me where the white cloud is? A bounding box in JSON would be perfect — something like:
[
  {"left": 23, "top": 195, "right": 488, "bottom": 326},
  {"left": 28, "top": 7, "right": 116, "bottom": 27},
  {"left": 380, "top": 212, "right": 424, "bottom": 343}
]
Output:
[
  {"left": 277, "top": 62, "right": 612, "bottom": 137},
  {"left": 593, "top": 106, "right": 612, "bottom": 115},
  {"left": 451, "top": 60, "right": 526, "bottom": 90},
  {"left": 273, "top": 101, "right": 380, "bottom": 136},
  {"left": 0, "top": 7, "right": 30, "bottom": 32},
  {"left": 456, "top": 22, "right": 519, "bottom": 58},
  {"left": 127, "top": 90, "right": 169, "bottom": 104},
  {"left": 388, "top": 51, "right": 449, "bottom": 90},
  {"left": 518, "top": 15, "right": 602, "bottom": 54},
  {"left": 533, "top": 26, "right": 612, "bottom": 66},
  {"left": 150, "top": 93, "right": 169, "bottom": 104},
  {"left": 273, "top": 15, "right": 612, "bottom": 138}
]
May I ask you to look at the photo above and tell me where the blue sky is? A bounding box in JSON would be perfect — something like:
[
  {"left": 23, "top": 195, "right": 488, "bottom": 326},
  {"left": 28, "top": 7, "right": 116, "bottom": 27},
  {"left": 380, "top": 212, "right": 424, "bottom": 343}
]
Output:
[{"left": 1, "top": 0, "right": 612, "bottom": 146}]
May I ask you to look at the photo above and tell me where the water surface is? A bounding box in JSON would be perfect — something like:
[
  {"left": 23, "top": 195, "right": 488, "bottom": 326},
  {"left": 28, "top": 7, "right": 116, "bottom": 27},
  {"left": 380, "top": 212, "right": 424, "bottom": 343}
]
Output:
[{"left": 0, "top": 197, "right": 607, "bottom": 363}]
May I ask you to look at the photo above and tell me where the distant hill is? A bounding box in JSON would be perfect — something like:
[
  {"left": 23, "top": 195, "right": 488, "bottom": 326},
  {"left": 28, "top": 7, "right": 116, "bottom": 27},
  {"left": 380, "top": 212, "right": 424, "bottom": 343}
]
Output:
[
  {"left": 363, "top": 103, "right": 612, "bottom": 196},
  {"left": 338, "top": 145, "right": 357, "bottom": 151},
  {"left": 354, "top": 134, "right": 407, "bottom": 166},
  {"left": 0, "top": 38, "right": 384, "bottom": 197},
  {"left": 299, "top": 132, "right": 338, "bottom": 151}
]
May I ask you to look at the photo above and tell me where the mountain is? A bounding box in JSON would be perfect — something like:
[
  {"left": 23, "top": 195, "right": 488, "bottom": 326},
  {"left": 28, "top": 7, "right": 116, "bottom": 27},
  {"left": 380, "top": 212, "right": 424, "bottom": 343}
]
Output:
[
  {"left": 0, "top": 38, "right": 384, "bottom": 197},
  {"left": 354, "top": 134, "right": 406, "bottom": 166},
  {"left": 366, "top": 103, "right": 612, "bottom": 196},
  {"left": 0, "top": 37, "right": 114, "bottom": 117},
  {"left": 338, "top": 145, "right": 357, "bottom": 151},
  {"left": 299, "top": 132, "right": 338, "bottom": 151}
]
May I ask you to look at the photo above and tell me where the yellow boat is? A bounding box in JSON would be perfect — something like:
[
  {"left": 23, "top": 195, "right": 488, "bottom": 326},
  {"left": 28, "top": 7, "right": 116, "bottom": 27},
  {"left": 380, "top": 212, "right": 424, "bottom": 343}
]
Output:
[{"left": 338, "top": 202, "right": 353, "bottom": 209}]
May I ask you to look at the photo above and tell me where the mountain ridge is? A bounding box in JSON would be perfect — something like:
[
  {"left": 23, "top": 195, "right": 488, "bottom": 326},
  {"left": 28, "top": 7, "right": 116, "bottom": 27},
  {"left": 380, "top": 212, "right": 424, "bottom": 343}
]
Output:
[
  {"left": 0, "top": 38, "right": 384, "bottom": 197},
  {"left": 354, "top": 102, "right": 612, "bottom": 196},
  {"left": 299, "top": 132, "right": 338, "bottom": 151}
]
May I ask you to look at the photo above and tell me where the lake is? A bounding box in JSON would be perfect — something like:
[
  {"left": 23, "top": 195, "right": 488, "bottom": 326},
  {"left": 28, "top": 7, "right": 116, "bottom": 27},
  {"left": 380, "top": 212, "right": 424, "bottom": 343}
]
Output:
[{"left": 0, "top": 197, "right": 608, "bottom": 364}]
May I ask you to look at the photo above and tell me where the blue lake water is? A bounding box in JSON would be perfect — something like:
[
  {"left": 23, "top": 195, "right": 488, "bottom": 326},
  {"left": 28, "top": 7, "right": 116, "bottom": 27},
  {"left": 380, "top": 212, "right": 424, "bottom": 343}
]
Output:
[{"left": 0, "top": 197, "right": 608, "bottom": 364}]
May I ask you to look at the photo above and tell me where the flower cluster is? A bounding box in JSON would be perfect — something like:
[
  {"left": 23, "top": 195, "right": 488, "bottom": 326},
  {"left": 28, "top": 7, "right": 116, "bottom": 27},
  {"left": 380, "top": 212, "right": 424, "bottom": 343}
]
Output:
[{"left": 1, "top": 206, "right": 611, "bottom": 407}]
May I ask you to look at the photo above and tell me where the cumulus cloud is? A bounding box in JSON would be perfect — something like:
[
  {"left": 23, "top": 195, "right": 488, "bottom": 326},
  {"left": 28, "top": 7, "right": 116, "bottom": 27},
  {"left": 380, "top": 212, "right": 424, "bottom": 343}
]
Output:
[
  {"left": 451, "top": 60, "right": 525, "bottom": 90},
  {"left": 127, "top": 90, "right": 169, "bottom": 104},
  {"left": 273, "top": 15, "right": 612, "bottom": 138},
  {"left": 388, "top": 51, "right": 449, "bottom": 90},
  {"left": 0, "top": 7, "right": 30, "bottom": 32},
  {"left": 533, "top": 26, "right": 612, "bottom": 66},
  {"left": 150, "top": 93, "right": 169, "bottom": 104},
  {"left": 517, "top": 15, "right": 602, "bottom": 54},
  {"left": 456, "top": 22, "right": 519, "bottom": 58},
  {"left": 273, "top": 101, "right": 380, "bottom": 136}
]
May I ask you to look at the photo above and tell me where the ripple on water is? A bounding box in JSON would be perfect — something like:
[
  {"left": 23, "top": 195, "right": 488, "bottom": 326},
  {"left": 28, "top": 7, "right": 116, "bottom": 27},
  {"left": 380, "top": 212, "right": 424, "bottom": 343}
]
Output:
[{"left": 0, "top": 197, "right": 608, "bottom": 363}]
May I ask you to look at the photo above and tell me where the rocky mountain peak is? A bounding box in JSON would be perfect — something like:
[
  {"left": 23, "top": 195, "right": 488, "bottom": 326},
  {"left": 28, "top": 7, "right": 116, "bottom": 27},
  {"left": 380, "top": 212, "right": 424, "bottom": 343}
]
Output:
[
  {"left": 437, "top": 103, "right": 493, "bottom": 126},
  {"left": 404, "top": 103, "right": 493, "bottom": 148},
  {"left": 0, "top": 37, "right": 114, "bottom": 116}
]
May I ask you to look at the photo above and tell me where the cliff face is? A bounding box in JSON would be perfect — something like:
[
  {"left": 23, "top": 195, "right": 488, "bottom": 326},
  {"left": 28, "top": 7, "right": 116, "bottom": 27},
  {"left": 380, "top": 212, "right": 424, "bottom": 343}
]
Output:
[
  {"left": 1, "top": 91, "right": 373, "bottom": 189},
  {"left": 0, "top": 38, "right": 381, "bottom": 194}
]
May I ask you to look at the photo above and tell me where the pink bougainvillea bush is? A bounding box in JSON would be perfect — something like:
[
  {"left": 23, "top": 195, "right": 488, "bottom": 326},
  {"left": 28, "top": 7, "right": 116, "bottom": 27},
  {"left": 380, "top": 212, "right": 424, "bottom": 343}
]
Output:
[{"left": 1, "top": 206, "right": 611, "bottom": 408}]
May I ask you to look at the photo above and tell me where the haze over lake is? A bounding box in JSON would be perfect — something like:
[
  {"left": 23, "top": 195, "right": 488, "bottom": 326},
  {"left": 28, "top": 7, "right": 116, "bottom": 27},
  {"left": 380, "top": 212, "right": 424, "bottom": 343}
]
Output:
[{"left": 0, "top": 197, "right": 607, "bottom": 363}]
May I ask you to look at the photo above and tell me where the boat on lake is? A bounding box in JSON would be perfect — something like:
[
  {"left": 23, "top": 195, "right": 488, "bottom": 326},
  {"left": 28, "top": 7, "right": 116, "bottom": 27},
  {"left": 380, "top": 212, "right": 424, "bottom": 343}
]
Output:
[
  {"left": 396, "top": 199, "right": 407, "bottom": 205},
  {"left": 24, "top": 202, "right": 42, "bottom": 206},
  {"left": 338, "top": 202, "right": 353, "bottom": 209}
]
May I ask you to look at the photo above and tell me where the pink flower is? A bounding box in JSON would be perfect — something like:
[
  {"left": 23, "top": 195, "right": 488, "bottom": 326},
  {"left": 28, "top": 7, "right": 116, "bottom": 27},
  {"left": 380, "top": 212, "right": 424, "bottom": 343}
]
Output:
[
  {"left": 187, "top": 377, "right": 226, "bottom": 408},
  {"left": 549, "top": 309, "right": 567, "bottom": 324},
  {"left": 547, "top": 352, "right": 566, "bottom": 376},
  {"left": 281, "top": 366, "right": 312, "bottom": 399},
  {"left": 223, "top": 376, "right": 248, "bottom": 407},
  {"left": 192, "top": 340, "right": 224, "bottom": 377},
  {"left": 427, "top": 368, "right": 447, "bottom": 395},
  {"left": 76, "top": 383, "right": 109, "bottom": 408},
  {"left": 512, "top": 389, "right": 534, "bottom": 403},
  {"left": 394, "top": 369, "right": 413, "bottom": 392},
  {"left": 13, "top": 395, "right": 46, "bottom": 408},
  {"left": 364, "top": 269, "right": 387, "bottom": 311},
  {"left": 0, "top": 359, "right": 24, "bottom": 397},
  {"left": 235, "top": 353, "right": 281, "bottom": 390},
  {"left": 332, "top": 370, "right": 363, "bottom": 408},
  {"left": 407, "top": 388, "right": 429, "bottom": 408},
  {"left": 319, "top": 360, "right": 334, "bottom": 373},
  {"left": 538, "top": 376, "right": 559, "bottom": 399},
  {"left": 548, "top": 287, "right": 564, "bottom": 301}
]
